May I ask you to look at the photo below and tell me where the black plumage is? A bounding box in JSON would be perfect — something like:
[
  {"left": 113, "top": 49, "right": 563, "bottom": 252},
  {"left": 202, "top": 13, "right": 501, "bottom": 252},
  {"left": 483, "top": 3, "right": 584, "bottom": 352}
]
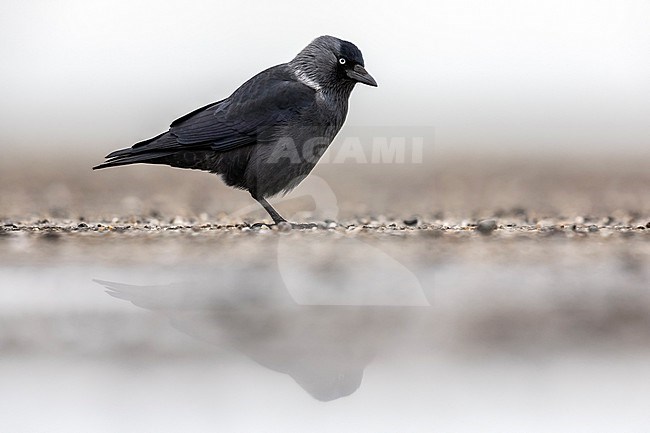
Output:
[{"left": 94, "top": 35, "right": 377, "bottom": 224}]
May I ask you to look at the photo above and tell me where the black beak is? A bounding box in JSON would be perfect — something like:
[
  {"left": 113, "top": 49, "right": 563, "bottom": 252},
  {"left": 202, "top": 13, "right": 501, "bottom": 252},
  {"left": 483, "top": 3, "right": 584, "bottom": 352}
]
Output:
[{"left": 346, "top": 64, "right": 378, "bottom": 87}]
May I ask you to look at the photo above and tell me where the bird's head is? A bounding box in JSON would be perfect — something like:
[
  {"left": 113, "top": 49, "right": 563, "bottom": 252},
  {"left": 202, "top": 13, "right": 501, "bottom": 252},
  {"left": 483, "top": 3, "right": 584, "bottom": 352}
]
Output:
[{"left": 290, "top": 35, "right": 377, "bottom": 93}]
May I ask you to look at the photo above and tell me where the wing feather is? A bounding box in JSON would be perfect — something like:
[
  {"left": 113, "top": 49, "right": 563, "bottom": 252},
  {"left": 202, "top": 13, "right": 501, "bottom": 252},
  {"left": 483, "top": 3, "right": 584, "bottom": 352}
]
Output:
[
  {"left": 94, "top": 65, "right": 317, "bottom": 169},
  {"left": 169, "top": 66, "right": 316, "bottom": 151}
]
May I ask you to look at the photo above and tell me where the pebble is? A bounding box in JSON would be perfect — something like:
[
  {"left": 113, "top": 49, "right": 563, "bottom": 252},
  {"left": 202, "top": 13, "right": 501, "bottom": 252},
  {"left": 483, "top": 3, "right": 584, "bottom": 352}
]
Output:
[
  {"left": 403, "top": 217, "right": 418, "bottom": 226},
  {"left": 476, "top": 219, "right": 498, "bottom": 234},
  {"left": 588, "top": 225, "right": 599, "bottom": 232}
]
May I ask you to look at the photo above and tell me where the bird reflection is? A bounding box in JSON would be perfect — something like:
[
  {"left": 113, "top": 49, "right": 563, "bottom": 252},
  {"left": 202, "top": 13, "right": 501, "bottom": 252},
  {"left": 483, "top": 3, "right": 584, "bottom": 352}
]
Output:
[
  {"left": 96, "top": 177, "right": 429, "bottom": 401},
  {"left": 96, "top": 251, "right": 430, "bottom": 401}
]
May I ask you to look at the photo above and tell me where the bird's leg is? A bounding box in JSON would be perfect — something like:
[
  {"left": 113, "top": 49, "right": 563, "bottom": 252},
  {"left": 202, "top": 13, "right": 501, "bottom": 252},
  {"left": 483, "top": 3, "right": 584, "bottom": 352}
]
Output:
[
  {"left": 251, "top": 193, "right": 318, "bottom": 229},
  {"left": 252, "top": 195, "right": 287, "bottom": 225}
]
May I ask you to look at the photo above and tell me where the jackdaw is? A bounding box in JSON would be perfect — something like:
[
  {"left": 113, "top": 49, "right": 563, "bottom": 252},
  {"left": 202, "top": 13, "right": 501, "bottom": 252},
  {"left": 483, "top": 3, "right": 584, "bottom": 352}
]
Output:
[{"left": 94, "top": 35, "right": 377, "bottom": 225}]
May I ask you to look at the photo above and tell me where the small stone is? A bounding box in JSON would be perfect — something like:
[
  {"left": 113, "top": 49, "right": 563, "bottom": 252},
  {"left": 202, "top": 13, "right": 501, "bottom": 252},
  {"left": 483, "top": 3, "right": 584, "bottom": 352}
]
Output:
[
  {"left": 646, "top": 222, "right": 650, "bottom": 229},
  {"left": 290, "top": 222, "right": 318, "bottom": 230},
  {"left": 77, "top": 222, "right": 88, "bottom": 228},
  {"left": 588, "top": 225, "right": 599, "bottom": 232},
  {"left": 403, "top": 217, "right": 418, "bottom": 226},
  {"left": 276, "top": 221, "right": 292, "bottom": 232},
  {"left": 476, "top": 219, "right": 498, "bottom": 234},
  {"left": 541, "top": 226, "right": 564, "bottom": 236}
]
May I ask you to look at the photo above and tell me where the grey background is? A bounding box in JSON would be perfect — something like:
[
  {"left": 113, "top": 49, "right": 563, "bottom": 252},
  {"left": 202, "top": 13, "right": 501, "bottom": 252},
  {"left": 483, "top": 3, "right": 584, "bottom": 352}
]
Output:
[{"left": 1, "top": 0, "right": 649, "bottom": 158}]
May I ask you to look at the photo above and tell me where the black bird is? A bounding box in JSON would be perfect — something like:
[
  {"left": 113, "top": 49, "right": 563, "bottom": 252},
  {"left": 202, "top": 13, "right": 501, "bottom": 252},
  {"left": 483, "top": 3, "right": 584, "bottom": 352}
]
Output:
[{"left": 94, "top": 35, "right": 377, "bottom": 225}]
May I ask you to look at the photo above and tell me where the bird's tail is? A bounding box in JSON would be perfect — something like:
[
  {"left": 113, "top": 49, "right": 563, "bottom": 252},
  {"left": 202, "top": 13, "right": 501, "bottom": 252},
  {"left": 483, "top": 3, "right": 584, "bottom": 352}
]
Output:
[{"left": 93, "top": 132, "right": 180, "bottom": 170}]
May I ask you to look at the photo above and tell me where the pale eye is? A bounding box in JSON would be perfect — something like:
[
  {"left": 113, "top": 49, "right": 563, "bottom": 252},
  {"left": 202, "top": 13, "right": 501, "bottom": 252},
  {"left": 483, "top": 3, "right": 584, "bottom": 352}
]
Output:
[{"left": 339, "top": 58, "right": 346, "bottom": 65}]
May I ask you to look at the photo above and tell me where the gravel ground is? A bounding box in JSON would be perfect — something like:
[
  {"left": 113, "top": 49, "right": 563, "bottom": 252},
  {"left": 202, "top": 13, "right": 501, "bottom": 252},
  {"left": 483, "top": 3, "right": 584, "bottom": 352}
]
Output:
[
  {"left": 1, "top": 213, "right": 648, "bottom": 265},
  {"left": 1, "top": 155, "right": 648, "bottom": 264},
  {"left": 1, "top": 213, "right": 649, "bottom": 243}
]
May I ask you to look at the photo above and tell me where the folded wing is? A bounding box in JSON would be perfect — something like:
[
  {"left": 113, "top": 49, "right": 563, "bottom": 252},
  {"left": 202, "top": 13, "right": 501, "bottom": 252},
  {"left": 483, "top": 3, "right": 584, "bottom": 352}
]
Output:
[{"left": 94, "top": 66, "right": 316, "bottom": 169}]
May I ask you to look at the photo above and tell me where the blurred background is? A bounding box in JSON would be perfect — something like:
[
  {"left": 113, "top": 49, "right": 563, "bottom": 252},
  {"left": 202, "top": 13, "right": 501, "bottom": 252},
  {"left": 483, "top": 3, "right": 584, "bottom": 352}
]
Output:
[
  {"left": 1, "top": 0, "right": 650, "bottom": 157},
  {"left": 1, "top": 1, "right": 650, "bottom": 432}
]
